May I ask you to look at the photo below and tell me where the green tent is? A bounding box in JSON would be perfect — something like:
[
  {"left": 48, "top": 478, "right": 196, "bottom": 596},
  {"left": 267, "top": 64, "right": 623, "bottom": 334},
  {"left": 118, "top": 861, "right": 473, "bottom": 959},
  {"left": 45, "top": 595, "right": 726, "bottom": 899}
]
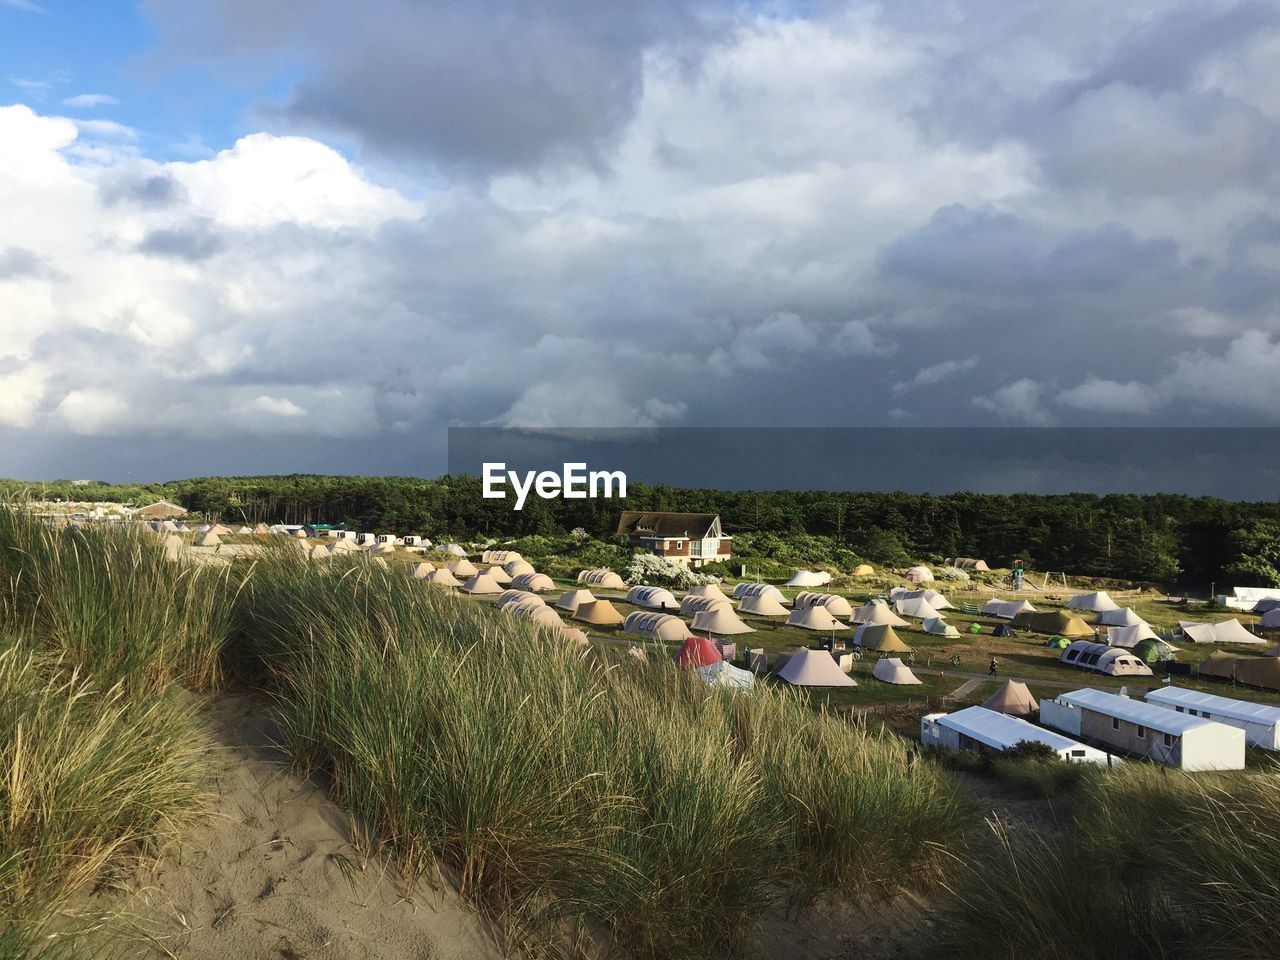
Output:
[
  {"left": 1047, "top": 636, "right": 1069, "bottom": 649},
  {"left": 968, "top": 622, "right": 983, "bottom": 634},
  {"left": 1133, "top": 638, "right": 1165, "bottom": 665}
]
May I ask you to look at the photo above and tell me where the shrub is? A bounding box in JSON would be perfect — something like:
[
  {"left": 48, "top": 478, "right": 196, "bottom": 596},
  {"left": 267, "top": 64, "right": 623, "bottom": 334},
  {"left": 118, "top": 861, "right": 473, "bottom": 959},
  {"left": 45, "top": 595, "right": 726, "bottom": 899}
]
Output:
[
  {"left": 937, "top": 565, "right": 971, "bottom": 582},
  {"left": 624, "top": 552, "right": 718, "bottom": 589}
]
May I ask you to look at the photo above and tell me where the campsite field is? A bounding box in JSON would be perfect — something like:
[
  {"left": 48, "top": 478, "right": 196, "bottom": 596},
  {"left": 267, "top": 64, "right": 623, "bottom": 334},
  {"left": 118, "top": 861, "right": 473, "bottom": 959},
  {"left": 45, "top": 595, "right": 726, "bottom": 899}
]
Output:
[{"left": 8, "top": 511, "right": 1280, "bottom": 960}]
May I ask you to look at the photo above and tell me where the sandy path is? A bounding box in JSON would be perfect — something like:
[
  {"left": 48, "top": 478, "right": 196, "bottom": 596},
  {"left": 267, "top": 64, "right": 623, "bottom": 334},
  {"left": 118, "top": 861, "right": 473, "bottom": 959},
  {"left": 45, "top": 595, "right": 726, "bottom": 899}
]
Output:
[{"left": 98, "top": 695, "right": 501, "bottom": 960}]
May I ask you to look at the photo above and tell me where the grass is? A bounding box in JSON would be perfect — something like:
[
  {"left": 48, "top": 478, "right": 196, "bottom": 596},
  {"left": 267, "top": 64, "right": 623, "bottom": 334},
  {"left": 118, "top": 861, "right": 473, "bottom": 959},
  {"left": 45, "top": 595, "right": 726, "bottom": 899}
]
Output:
[
  {"left": 0, "top": 638, "right": 207, "bottom": 954},
  {"left": 933, "top": 761, "right": 1280, "bottom": 960},
  {"left": 0, "top": 502, "right": 223, "bottom": 956},
  {"left": 232, "top": 551, "right": 974, "bottom": 958}
]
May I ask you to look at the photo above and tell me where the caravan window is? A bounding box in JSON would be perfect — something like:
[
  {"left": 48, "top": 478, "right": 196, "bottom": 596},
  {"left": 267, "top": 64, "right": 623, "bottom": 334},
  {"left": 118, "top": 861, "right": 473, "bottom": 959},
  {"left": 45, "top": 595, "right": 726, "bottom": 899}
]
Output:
[
  {"left": 1175, "top": 706, "right": 1184, "bottom": 713},
  {"left": 1163, "top": 733, "right": 1175, "bottom": 748},
  {"left": 1136, "top": 725, "right": 1146, "bottom": 740},
  {"left": 1070, "top": 749, "right": 1085, "bottom": 757},
  {"left": 1112, "top": 717, "right": 1120, "bottom": 731}
]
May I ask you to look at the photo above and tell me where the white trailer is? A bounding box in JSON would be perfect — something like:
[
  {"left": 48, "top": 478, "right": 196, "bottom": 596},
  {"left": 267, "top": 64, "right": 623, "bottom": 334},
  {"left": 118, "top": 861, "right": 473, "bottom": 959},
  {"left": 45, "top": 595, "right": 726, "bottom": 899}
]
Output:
[
  {"left": 1145, "top": 686, "right": 1280, "bottom": 751},
  {"left": 1042, "top": 688, "right": 1245, "bottom": 771},
  {"left": 921, "top": 706, "right": 1111, "bottom": 763}
]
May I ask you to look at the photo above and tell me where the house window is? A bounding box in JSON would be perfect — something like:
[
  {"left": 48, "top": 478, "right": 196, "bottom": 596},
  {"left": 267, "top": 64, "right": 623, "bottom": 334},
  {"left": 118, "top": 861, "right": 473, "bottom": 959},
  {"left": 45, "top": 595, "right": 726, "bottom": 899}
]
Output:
[
  {"left": 1136, "top": 725, "right": 1146, "bottom": 740},
  {"left": 1175, "top": 706, "right": 1184, "bottom": 713},
  {"left": 1163, "top": 733, "right": 1174, "bottom": 748},
  {"left": 1112, "top": 717, "right": 1120, "bottom": 731}
]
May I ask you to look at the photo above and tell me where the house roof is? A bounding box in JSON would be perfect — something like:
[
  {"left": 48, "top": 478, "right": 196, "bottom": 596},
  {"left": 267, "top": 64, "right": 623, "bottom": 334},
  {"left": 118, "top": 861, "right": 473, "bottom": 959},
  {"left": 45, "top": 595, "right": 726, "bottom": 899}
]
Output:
[{"left": 616, "top": 511, "right": 724, "bottom": 539}]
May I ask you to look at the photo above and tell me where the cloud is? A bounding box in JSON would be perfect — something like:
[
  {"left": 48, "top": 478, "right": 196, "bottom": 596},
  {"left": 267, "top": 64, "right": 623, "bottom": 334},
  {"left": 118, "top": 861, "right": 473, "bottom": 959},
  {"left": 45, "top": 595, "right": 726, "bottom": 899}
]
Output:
[
  {"left": 61, "top": 93, "right": 119, "bottom": 108},
  {"left": 1056, "top": 377, "right": 1162, "bottom": 414},
  {"left": 0, "top": 0, "right": 44, "bottom": 11},
  {"left": 973, "top": 379, "right": 1055, "bottom": 425},
  {"left": 6, "top": 0, "right": 1280, "bottom": 476},
  {"left": 893, "top": 356, "right": 979, "bottom": 395}
]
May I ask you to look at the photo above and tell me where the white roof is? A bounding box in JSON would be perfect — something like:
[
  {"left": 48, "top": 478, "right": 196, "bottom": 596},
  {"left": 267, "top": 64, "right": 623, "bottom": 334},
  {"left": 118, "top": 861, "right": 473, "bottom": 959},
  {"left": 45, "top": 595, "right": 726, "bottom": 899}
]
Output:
[
  {"left": 1055, "top": 688, "right": 1218, "bottom": 735},
  {"left": 872, "top": 657, "right": 922, "bottom": 685},
  {"left": 934, "top": 706, "right": 1087, "bottom": 753},
  {"left": 1098, "top": 607, "right": 1149, "bottom": 627},
  {"left": 1066, "top": 591, "right": 1120, "bottom": 612},
  {"left": 1106, "top": 623, "right": 1161, "bottom": 646},
  {"left": 1145, "top": 686, "right": 1280, "bottom": 728},
  {"left": 1231, "top": 587, "right": 1280, "bottom": 602}
]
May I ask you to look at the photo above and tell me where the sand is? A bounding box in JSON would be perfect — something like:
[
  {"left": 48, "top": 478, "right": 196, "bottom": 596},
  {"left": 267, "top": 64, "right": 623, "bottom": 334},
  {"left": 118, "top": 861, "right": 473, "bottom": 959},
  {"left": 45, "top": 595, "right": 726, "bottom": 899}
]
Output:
[{"left": 95, "top": 695, "right": 501, "bottom": 960}]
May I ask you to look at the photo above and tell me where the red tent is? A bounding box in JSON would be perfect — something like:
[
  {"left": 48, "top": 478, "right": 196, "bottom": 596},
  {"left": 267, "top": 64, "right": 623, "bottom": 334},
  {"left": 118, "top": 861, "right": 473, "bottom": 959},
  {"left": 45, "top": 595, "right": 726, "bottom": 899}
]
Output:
[{"left": 674, "top": 635, "right": 722, "bottom": 669}]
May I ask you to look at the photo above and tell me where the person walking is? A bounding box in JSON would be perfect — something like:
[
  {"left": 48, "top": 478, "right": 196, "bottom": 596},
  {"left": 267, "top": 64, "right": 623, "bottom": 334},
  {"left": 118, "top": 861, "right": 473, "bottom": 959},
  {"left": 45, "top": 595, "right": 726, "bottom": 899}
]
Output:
[{"left": 989, "top": 656, "right": 999, "bottom": 678}]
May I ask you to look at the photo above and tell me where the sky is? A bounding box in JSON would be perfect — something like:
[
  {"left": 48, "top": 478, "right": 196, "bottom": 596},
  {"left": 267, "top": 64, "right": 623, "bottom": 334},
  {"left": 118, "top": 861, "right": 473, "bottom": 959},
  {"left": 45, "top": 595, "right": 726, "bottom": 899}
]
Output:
[{"left": 1, "top": 1, "right": 1279, "bottom": 481}]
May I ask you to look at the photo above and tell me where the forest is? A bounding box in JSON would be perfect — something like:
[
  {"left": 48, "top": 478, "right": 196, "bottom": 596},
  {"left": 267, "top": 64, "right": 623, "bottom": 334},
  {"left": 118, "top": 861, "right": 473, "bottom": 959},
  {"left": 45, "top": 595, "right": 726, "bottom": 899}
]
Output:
[{"left": 3, "top": 473, "right": 1278, "bottom": 590}]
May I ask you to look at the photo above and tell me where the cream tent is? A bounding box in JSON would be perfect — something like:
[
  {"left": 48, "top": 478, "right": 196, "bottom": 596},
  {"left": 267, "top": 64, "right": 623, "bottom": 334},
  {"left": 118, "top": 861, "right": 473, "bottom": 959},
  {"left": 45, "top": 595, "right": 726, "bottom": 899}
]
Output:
[
  {"left": 211, "top": 524, "right": 232, "bottom": 536},
  {"left": 574, "top": 599, "right": 625, "bottom": 626},
  {"left": 483, "top": 565, "right": 512, "bottom": 584},
  {"left": 508, "top": 602, "right": 564, "bottom": 629},
  {"left": 923, "top": 617, "right": 961, "bottom": 638},
  {"left": 1262, "top": 609, "right": 1280, "bottom": 629},
  {"left": 253, "top": 523, "right": 270, "bottom": 535},
  {"left": 737, "top": 593, "right": 789, "bottom": 616},
  {"left": 792, "top": 591, "right": 854, "bottom": 619},
  {"left": 733, "top": 583, "right": 786, "bottom": 602},
  {"left": 482, "top": 550, "right": 522, "bottom": 564},
  {"left": 983, "top": 680, "right": 1038, "bottom": 716},
  {"left": 1066, "top": 591, "right": 1120, "bottom": 613},
  {"left": 237, "top": 526, "right": 252, "bottom": 535},
  {"left": 1180, "top": 619, "right": 1263, "bottom": 644},
  {"left": 499, "top": 590, "right": 543, "bottom": 609},
  {"left": 409, "top": 561, "right": 436, "bottom": 579},
  {"left": 852, "top": 564, "right": 875, "bottom": 577},
  {"left": 308, "top": 544, "right": 330, "bottom": 559},
  {"left": 513, "top": 573, "right": 556, "bottom": 593},
  {"left": 982, "top": 599, "right": 1037, "bottom": 619},
  {"left": 852, "top": 602, "right": 908, "bottom": 627},
  {"left": 785, "top": 570, "right": 832, "bottom": 587},
  {"left": 424, "top": 568, "right": 460, "bottom": 587},
  {"left": 623, "top": 611, "right": 688, "bottom": 644},
  {"left": 448, "top": 558, "right": 479, "bottom": 577},
  {"left": 161, "top": 520, "right": 181, "bottom": 533},
  {"left": 195, "top": 531, "right": 222, "bottom": 547},
  {"left": 873, "top": 657, "right": 923, "bottom": 685},
  {"left": 948, "top": 557, "right": 991, "bottom": 571},
  {"left": 461, "top": 572, "right": 503, "bottom": 595},
  {"left": 293, "top": 528, "right": 309, "bottom": 538},
  {"left": 578, "top": 569, "right": 626, "bottom": 590},
  {"left": 505, "top": 560, "right": 536, "bottom": 578},
  {"left": 561, "top": 625, "right": 590, "bottom": 646},
  {"left": 894, "top": 597, "right": 943, "bottom": 620},
  {"left": 776, "top": 648, "right": 857, "bottom": 687},
  {"left": 372, "top": 543, "right": 398, "bottom": 555},
  {"left": 686, "top": 583, "right": 730, "bottom": 602},
  {"left": 855, "top": 624, "right": 912, "bottom": 652},
  {"left": 627, "top": 586, "right": 679, "bottom": 609},
  {"left": 329, "top": 540, "right": 358, "bottom": 555},
  {"left": 905, "top": 565, "right": 933, "bottom": 583},
  {"left": 162, "top": 534, "right": 183, "bottom": 561},
  {"left": 680, "top": 594, "right": 732, "bottom": 616},
  {"left": 442, "top": 544, "right": 467, "bottom": 557},
  {"left": 1098, "top": 607, "right": 1150, "bottom": 627},
  {"left": 555, "top": 589, "right": 596, "bottom": 613},
  {"left": 1107, "top": 624, "right": 1163, "bottom": 646},
  {"left": 892, "top": 588, "right": 954, "bottom": 610},
  {"left": 785, "top": 605, "right": 849, "bottom": 631},
  {"left": 691, "top": 606, "right": 754, "bottom": 636}
]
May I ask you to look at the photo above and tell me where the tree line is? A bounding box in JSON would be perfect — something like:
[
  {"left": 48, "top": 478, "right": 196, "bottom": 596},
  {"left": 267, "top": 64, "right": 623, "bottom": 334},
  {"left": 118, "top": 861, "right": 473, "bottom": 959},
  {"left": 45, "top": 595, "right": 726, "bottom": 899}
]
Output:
[{"left": 3, "top": 473, "right": 1278, "bottom": 590}]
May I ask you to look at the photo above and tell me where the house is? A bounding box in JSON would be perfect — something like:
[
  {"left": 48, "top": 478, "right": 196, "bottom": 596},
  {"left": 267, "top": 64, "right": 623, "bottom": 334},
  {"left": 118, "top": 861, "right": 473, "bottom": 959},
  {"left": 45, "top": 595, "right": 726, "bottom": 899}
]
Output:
[
  {"left": 135, "top": 499, "right": 187, "bottom": 521},
  {"left": 402, "top": 535, "right": 429, "bottom": 547},
  {"left": 1145, "top": 686, "right": 1280, "bottom": 751},
  {"left": 616, "top": 511, "right": 731, "bottom": 568},
  {"left": 375, "top": 533, "right": 398, "bottom": 545},
  {"left": 921, "top": 706, "right": 1110, "bottom": 763},
  {"left": 1041, "top": 688, "right": 1245, "bottom": 771},
  {"left": 303, "top": 524, "right": 339, "bottom": 538}
]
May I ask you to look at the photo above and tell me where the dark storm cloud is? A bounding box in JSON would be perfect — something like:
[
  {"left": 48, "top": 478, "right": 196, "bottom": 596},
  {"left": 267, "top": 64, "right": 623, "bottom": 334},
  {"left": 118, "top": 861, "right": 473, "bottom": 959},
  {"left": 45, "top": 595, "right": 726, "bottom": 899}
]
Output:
[
  {"left": 97, "top": 170, "right": 185, "bottom": 207},
  {"left": 142, "top": 0, "right": 721, "bottom": 174},
  {"left": 136, "top": 220, "right": 227, "bottom": 262},
  {"left": 0, "top": 245, "right": 52, "bottom": 279}
]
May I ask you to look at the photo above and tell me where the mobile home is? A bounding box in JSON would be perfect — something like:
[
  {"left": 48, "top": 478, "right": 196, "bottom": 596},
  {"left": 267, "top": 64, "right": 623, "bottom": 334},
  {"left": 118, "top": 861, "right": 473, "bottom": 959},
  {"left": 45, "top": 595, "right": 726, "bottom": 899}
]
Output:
[
  {"left": 1042, "top": 688, "right": 1245, "bottom": 771},
  {"left": 1145, "top": 686, "right": 1280, "bottom": 751},
  {"left": 920, "top": 706, "right": 1111, "bottom": 763}
]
